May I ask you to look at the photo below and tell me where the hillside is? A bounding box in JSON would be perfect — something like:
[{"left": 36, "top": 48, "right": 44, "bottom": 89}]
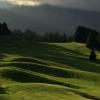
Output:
[
  {"left": 0, "top": 5, "right": 100, "bottom": 35},
  {"left": 0, "top": 37, "right": 100, "bottom": 100}
]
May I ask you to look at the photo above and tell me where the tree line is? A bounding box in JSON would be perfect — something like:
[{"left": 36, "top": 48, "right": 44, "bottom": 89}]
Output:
[
  {"left": 0, "top": 22, "right": 74, "bottom": 43},
  {"left": 0, "top": 22, "right": 100, "bottom": 60}
]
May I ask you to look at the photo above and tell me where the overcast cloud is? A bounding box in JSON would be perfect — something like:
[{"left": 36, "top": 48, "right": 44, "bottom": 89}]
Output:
[{"left": 0, "top": 0, "right": 100, "bottom": 12}]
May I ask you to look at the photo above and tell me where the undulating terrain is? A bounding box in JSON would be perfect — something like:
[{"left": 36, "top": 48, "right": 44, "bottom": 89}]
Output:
[{"left": 0, "top": 36, "right": 100, "bottom": 100}]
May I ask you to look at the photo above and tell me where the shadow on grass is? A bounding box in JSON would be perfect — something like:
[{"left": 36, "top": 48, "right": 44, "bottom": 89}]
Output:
[
  {"left": 0, "top": 42, "right": 100, "bottom": 75},
  {"left": 1, "top": 68, "right": 79, "bottom": 89},
  {"left": 1, "top": 62, "right": 100, "bottom": 81},
  {"left": 36, "top": 43, "right": 100, "bottom": 74},
  {"left": 0, "top": 86, "right": 6, "bottom": 94},
  {"left": 0, "top": 53, "right": 6, "bottom": 61},
  {"left": 1, "top": 41, "right": 100, "bottom": 90},
  {"left": 12, "top": 57, "right": 47, "bottom": 66},
  {"left": 0, "top": 62, "right": 86, "bottom": 79}
]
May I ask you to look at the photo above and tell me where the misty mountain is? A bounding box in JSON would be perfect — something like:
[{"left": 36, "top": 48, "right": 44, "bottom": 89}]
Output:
[{"left": 0, "top": 4, "right": 100, "bottom": 35}]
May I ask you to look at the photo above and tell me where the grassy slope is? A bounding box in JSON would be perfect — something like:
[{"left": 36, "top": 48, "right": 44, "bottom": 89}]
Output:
[{"left": 0, "top": 37, "right": 100, "bottom": 100}]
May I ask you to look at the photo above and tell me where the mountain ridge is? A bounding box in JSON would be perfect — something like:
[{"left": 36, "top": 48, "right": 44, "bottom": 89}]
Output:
[{"left": 0, "top": 4, "right": 100, "bottom": 35}]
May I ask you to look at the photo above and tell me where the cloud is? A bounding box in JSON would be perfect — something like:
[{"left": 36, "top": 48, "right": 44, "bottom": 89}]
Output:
[
  {"left": 6, "top": 0, "right": 41, "bottom": 6},
  {"left": 2, "top": 0, "right": 100, "bottom": 12},
  {"left": 6, "top": 0, "right": 63, "bottom": 6}
]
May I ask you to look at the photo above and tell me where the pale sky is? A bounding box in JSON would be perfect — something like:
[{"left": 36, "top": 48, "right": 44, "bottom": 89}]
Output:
[{"left": 0, "top": 0, "right": 100, "bottom": 12}]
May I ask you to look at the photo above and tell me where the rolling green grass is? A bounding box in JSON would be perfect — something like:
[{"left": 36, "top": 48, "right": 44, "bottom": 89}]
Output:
[{"left": 0, "top": 37, "right": 100, "bottom": 100}]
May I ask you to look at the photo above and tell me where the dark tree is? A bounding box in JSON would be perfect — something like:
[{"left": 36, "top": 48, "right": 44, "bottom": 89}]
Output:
[
  {"left": 13, "top": 29, "right": 23, "bottom": 35},
  {"left": 87, "top": 32, "right": 100, "bottom": 60},
  {"left": 87, "top": 32, "right": 99, "bottom": 49},
  {"left": 67, "top": 36, "right": 74, "bottom": 42},
  {"left": 43, "top": 31, "right": 68, "bottom": 43},
  {"left": 0, "top": 22, "right": 11, "bottom": 35},
  {"left": 24, "top": 29, "right": 41, "bottom": 41},
  {"left": 75, "top": 26, "right": 95, "bottom": 43},
  {"left": 75, "top": 26, "right": 100, "bottom": 61},
  {"left": 89, "top": 49, "right": 96, "bottom": 61},
  {"left": 63, "top": 32, "right": 67, "bottom": 42}
]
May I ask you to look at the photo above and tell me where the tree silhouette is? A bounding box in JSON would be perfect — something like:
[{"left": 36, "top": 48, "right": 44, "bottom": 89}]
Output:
[
  {"left": 63, "top": 32, "right": 67, "bottom": 42},
  {"left": 87, "top": 30, "right": 100, "bottom": 60},
  {"left": 0, "top": 22, "right": 11, "bottom": 35},
  {"left": 75, "top": 26, "right": 91, "bottom": 43},
  {"left": 43, "top": 31, "right": 68, "bottom": 43},
  {"left": 75, "top": 26, "right": 100, "bottom": 60}
]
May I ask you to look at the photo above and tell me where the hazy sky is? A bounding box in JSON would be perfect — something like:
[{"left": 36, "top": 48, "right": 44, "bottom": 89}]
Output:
[
  {"left": 0, "top": 0, "right": 100, "bottom": 34},
  {"left": 0, "top": 0, "right": 100, "bottom": 12}
]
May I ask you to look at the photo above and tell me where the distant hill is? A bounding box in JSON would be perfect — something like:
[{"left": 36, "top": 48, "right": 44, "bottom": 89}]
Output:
[{"left": 0, "top": 4, "right": 100, "bottom": 35}]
